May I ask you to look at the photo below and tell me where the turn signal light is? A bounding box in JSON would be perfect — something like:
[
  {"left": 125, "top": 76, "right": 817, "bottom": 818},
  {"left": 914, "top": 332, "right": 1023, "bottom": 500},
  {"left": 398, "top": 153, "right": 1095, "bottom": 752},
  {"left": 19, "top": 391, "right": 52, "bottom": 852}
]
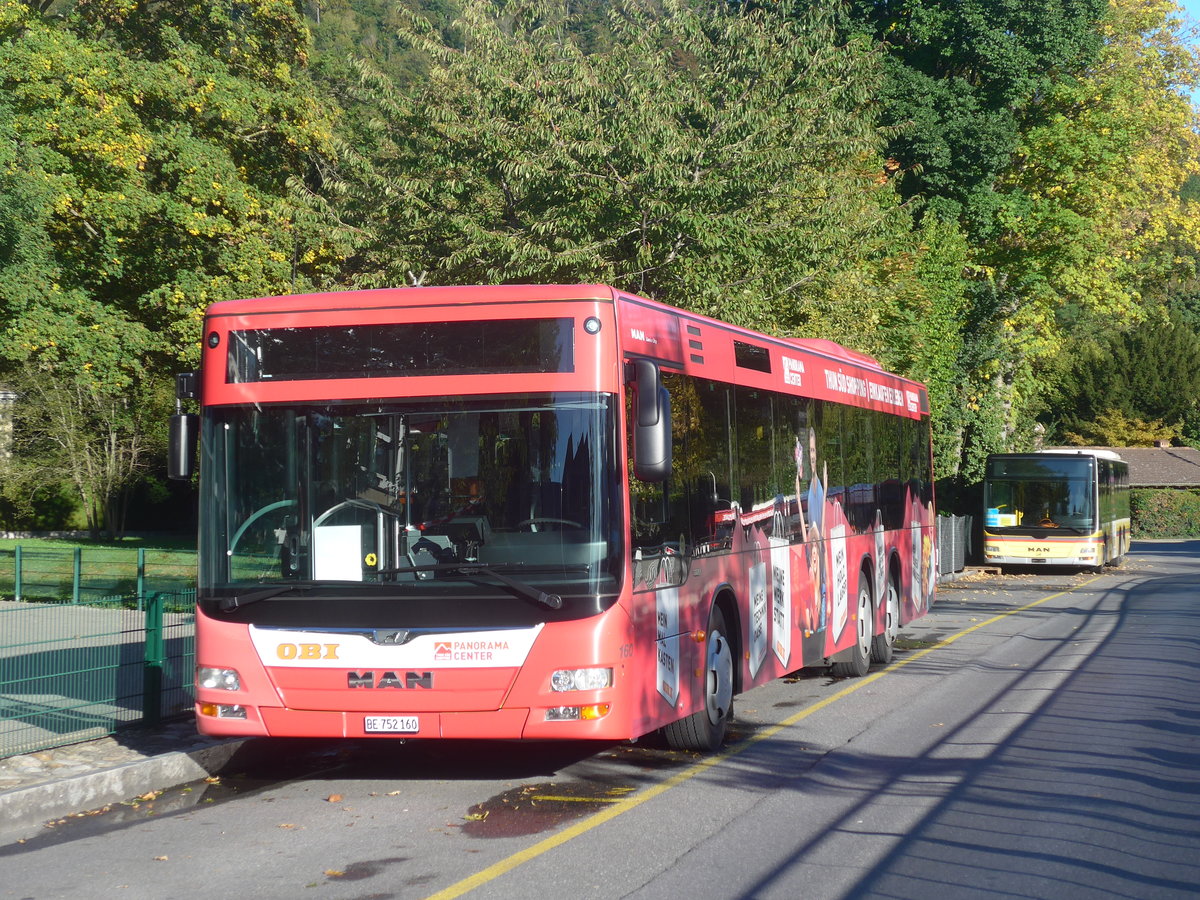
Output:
[
  {"left": 199, "top": 703, "right": 247, "bottom": 719},
  {"left": 545, "top": 704, "right": 611, "bottom": 721}
]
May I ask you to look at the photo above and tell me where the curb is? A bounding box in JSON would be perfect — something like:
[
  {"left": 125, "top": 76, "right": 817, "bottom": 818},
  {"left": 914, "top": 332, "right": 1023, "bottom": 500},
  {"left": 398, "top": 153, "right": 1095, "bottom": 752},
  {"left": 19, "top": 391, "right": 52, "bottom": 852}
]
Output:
[{"left": 0, "top": 739, "right": 247, "bottom": 846}]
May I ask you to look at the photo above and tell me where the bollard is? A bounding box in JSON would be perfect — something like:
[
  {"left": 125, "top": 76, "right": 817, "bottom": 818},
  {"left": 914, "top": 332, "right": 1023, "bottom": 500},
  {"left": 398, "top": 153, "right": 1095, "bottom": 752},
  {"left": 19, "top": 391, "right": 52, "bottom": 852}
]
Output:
[
  {"left": 137, "top": 547, "right": 146, "bottom": 612},
  {"left": 143, "top": 591, "right": 165, "bottom": 726}
]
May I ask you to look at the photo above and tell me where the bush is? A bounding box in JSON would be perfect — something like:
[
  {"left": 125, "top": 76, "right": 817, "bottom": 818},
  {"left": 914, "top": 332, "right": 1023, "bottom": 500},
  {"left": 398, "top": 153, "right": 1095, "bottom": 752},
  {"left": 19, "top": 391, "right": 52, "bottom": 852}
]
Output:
[{"left": 1131, "top": 489, "right": 1200, "bottom": 538}]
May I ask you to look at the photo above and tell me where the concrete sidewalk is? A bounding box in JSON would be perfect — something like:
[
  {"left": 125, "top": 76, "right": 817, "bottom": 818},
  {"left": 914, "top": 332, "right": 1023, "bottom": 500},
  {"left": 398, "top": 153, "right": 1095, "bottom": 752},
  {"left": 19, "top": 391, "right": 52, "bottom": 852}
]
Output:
[{"left": 0, "top": 721, "right": 246, "bottom": 846}]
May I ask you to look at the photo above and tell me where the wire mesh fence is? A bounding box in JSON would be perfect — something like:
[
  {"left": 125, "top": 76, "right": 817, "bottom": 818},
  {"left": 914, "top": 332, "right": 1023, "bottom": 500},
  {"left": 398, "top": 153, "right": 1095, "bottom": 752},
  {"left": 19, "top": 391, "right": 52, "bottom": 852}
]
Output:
[
  {"left": 938, "top": 515, "right": 973, "bottom": 576},
  {"left": 0, "top": 545, "right": 197, "bottom": 759}
]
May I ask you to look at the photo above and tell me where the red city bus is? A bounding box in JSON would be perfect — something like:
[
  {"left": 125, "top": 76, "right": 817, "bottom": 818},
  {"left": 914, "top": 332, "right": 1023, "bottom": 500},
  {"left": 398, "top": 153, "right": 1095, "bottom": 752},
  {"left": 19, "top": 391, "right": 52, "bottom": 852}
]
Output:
[{"left": 169, "top": 284, "right": 935, "bottom": 751}]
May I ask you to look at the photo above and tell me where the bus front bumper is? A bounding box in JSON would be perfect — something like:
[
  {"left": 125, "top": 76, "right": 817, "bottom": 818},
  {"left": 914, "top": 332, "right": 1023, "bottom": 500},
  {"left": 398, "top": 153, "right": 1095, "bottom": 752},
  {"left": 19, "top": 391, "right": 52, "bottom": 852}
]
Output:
[{"left": 195, "top": 702, "right": 631, "bottom": 741}]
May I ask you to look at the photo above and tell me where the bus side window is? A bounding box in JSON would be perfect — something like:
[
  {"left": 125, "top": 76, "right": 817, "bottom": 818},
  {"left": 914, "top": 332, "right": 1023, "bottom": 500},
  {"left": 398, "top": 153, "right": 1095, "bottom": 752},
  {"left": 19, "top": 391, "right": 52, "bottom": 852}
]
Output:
[
  {"left": 734, "top": 387, "right": 775, "bottom": 516},
  {"left": 686, "top": 379, "right": 734, "bottom": 546},
  {"left": 628, "top": 373, "right": 691, "bottom": 580},
  {"left": 627, "top": 372, "right": 737, "bottom": 584}
]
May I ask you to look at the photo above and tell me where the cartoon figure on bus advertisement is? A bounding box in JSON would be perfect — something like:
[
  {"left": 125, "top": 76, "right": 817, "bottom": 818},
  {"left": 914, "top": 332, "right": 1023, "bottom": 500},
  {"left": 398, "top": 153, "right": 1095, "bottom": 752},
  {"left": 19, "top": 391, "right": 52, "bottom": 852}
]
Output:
[
  {"left": 791, "top": 431, "right": 825, "bottom": 647},
  {"left": 922, "top": 495, "right": 937, "bottom": 608},
  {"left": 904, "top": 486, "right": 936, "bottom": 618},
  {"left": 802, "top": 526, "right": 821, "bottom": 637},
  {"left": 803, "top": 427, "right": 827, "bottom": 634}
]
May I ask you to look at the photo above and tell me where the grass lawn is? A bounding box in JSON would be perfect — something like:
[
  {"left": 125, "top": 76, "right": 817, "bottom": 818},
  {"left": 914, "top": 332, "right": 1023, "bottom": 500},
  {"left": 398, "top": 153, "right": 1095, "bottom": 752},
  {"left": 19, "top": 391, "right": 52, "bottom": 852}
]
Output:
[{"left": 0, "top": 535, "right": 196, "bottom": 602}]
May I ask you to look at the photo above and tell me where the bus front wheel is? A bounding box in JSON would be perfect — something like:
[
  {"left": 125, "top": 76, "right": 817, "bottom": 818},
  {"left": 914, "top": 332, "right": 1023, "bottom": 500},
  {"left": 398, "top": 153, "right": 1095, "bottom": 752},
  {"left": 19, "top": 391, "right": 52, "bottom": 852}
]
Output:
[
  {"left": 831, "top": 578, "right": 873, "bottom": 678},
  {"left": 663, "top": 605, "right": 734, "bottom": 752}
]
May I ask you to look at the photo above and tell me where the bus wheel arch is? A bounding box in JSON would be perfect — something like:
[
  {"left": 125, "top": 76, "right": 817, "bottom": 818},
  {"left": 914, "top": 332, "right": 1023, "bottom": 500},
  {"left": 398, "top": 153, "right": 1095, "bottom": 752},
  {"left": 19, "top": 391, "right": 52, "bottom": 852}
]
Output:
[{"left": 662, "top": 591, "right": 737, "bottom": 752}]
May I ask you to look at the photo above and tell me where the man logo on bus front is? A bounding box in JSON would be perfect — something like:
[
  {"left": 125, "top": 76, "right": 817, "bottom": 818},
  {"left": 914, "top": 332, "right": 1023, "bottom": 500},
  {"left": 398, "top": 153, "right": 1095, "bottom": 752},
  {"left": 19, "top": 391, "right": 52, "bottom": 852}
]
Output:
[{"left": 373, "top": 630, "right": 414, "bottom": 645}]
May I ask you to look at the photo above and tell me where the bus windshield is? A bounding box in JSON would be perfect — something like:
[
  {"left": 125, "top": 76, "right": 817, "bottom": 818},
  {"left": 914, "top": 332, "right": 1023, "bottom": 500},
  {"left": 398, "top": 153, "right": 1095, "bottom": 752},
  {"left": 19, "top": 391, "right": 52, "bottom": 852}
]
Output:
[
  {"left": 984, "top": 456, "right": 1095, "bottom": 531},
  {"left": 199, "top": 392, "right": 620, "bottom": 607}
]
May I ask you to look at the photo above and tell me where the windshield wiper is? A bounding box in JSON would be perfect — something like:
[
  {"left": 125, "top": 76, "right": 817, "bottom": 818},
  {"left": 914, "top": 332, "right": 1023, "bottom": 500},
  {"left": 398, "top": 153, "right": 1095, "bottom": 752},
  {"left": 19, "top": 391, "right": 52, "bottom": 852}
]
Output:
[
  {"left": 376, "top": 561, "right": 590, "bottom": 610},
  {"left": 217, "top": 583, "right": 319, "bottom": 613},
  {"left": 445, "top": 565, "right": 564, "bottom": 610}
]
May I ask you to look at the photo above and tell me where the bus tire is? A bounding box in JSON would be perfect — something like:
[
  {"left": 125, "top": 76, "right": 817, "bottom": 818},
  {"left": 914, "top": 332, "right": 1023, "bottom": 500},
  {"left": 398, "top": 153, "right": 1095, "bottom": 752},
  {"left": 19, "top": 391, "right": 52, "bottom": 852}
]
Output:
[
  {"left": 831, "top": 576, "right": 873, "bottom": 678},
  {"left": 871, "top": 575, "right": 899, "bottom": 665},
  {"left": 663, "top": 605, "right": 734, "bottom": 752}
]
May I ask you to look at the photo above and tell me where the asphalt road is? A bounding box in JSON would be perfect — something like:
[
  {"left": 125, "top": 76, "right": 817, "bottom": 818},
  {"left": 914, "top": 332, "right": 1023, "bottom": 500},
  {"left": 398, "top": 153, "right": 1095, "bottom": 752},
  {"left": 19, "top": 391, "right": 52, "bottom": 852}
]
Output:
[{"left": 2, "top": 541, "right": 1197, "bottom": 900}]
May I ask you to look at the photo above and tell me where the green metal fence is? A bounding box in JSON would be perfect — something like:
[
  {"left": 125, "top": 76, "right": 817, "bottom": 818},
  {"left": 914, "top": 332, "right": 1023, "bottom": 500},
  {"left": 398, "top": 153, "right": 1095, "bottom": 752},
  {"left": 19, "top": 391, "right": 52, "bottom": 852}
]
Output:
[
  {"left": 0, "top": 546, "right": 197, "bottom": 759},
  {"left": 0, "top": 545, "right": 195, "bottom": 605}
]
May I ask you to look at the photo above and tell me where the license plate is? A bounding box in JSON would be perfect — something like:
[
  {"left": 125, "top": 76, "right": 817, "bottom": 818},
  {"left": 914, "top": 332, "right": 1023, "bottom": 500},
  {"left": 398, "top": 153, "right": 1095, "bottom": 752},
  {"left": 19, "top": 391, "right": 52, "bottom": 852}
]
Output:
[{"left": 364, "top": 715, "right": 420, "bottom": 734}]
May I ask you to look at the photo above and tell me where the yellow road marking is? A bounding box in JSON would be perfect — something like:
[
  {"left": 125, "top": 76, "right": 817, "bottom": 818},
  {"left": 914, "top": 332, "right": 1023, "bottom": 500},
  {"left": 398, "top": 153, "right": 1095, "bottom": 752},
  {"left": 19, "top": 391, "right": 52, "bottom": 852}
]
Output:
[{"left": 424, "top": 576, "right": 1102, "bottom": 899}]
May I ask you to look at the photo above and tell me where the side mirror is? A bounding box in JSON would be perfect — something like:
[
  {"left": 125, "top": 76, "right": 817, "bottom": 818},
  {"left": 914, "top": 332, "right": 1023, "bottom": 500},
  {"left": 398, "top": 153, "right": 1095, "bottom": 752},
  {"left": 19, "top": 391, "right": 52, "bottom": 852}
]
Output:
[
  {"left": 168, "top": 413, "right": 199, "bottom": 480},
  {"left": 168, "top": 372, "right": 200, "bottom": 481},
  {"left": 175, "top": 371, "right": 199, "bottom": 401},
  {"left": 631, "top": 359, "right": 671, "bottom": 482}
]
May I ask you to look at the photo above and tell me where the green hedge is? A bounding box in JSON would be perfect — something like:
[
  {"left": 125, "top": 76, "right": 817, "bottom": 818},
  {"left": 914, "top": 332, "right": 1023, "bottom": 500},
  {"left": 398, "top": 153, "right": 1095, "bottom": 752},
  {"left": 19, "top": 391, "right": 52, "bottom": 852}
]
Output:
[{"left": 1131, "top": 489, "right": 1200, "bottom": 538}]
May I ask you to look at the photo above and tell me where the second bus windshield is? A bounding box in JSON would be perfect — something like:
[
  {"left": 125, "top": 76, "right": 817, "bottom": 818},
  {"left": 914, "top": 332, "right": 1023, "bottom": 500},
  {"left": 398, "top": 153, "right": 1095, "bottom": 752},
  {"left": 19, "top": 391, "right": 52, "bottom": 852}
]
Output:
[{"left": 985, "top": 456, "right": 1096, "bottom": 530}]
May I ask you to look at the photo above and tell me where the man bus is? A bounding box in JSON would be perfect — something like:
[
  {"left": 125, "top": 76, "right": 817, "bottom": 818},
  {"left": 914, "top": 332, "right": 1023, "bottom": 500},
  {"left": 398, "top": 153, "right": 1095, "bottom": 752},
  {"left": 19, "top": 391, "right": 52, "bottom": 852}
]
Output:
[
  {"left": 983, "top": 449, "right": 1130, "bottom": 572},
  {"left": 170, "top": 284, "right": 935, "bottom": 751}
]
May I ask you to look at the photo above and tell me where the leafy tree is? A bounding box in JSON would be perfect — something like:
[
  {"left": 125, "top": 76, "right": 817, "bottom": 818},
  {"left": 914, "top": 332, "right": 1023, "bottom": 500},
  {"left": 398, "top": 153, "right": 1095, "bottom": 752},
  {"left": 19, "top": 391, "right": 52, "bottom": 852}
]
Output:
[
  {"left": 1048, "top": 313, "right": 1200, "bottom": 444},
  {"left": 842, "top": 0, "right": 1111, "bottom": 486},
  {"left": 848, "top": 0, "right": 1200, "bottom": 484},
  {"left": 995, "top": 0, "right": 1200, "bottom": 336},
  {"left": 3, "top": 359, "right": 168, "bottom": 539},
  {"left": 0, "top": 0, "right": 345, "bottom": 533},
  {"left": 876, "top": 215, "right": 973, "bottom": 479},
  {"left": 0, "top": 0, "right": 343, "bottom": 372},
  {"left": 332, "top": 0, "right": 906, "bottom": 344},
  {"left": 1062, "top": 409, "right": 1181, "bottom": 447},
  {"left": 845, "top": 0, "right": 1109, "bottom": 240},
  {"left": 1144, "top": 233, "right": 1200, "bottom": 328}
]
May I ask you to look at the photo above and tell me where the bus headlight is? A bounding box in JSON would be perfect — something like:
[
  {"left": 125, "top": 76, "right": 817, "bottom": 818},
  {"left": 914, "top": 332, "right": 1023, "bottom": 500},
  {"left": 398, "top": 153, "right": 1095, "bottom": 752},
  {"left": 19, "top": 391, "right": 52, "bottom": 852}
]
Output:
[
  {"left": 198, "top": 667, "right": 241, "bottom": 691},
  {"left": 550, "top": 668, "right": 613, "bottom": 692}
]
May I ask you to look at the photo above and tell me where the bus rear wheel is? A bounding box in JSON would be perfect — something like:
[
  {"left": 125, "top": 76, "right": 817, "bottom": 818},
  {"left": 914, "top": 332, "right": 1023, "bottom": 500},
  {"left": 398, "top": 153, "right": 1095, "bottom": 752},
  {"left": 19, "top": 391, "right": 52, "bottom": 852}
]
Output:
[
  {"left": 871, "top": 577, "right": 899, "bottom": 665},
  {"left": 663, "top": 605, "right": 734, "bottom": 752},
  {"left": 831, "top": 578, "right": 873, "bottom": 678}
]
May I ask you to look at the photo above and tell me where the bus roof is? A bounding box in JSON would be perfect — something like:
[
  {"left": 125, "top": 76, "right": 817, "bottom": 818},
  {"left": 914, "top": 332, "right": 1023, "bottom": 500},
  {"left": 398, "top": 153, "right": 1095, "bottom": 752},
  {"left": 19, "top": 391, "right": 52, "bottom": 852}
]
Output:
[
  {"left": 205, "top": 283, "right": 621, "bottom": 316},
  {"left": 989, "top": 449, "right": 1126, "bottom": 462},
  {"left": 1039, "top": 448, "right": 1125, "bottom": 461},
  {"left": 207, "top": 284, "right": 888, "bottom": 371}
]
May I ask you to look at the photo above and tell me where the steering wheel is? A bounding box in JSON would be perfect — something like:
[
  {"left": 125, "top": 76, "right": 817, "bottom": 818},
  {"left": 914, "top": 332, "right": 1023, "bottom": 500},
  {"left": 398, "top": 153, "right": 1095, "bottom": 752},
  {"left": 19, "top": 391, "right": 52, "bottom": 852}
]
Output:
[{"left": 518, "top": 517, "right": 583, "bottom": 532}]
